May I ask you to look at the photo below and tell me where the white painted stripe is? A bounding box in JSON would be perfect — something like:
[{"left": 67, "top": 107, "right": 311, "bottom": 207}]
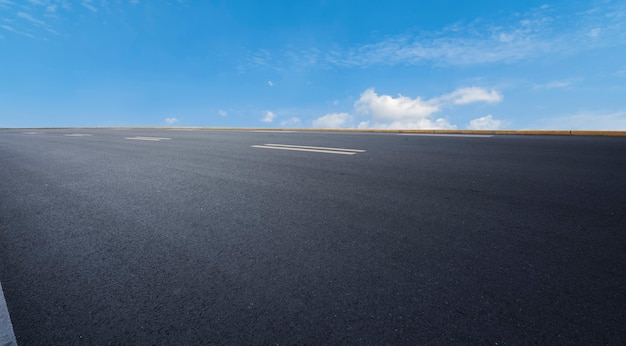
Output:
[
  {"left": 397, "top": 133, "right": 493, "bottom": 138},
  {"left": 64, "top": 134, "right": 92, "bottom": 137},
  {"left": 252, "top": 145, "right": 357, "bottom": 155},
  {"left": 264, "top": 144, "right": 366, "bottom": 152},
  {"left": 0, "top": 282, "right": 17, "bottom": 346},
  {"left": 125, "top": 137, "right": 171, "bottom": 141},
  {"left": 22, "top": 132, "right": 40, "bottom": 135}
]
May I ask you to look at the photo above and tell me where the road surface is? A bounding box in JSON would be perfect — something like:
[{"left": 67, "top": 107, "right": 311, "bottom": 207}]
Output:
[{"left": 1, "top": 129, "right": 625, "bottom": 344}]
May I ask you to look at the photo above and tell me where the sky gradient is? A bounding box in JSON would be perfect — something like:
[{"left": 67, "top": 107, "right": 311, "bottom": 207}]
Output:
[{"left": 1, "top": 0, "right": 625, "bottom": 129}]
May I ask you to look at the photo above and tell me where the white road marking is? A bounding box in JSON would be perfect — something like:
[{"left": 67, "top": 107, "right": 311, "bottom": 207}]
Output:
[
  {"left": 64, "top": 134, "right": 92, "bottom": 137},
  {"left": 252, "top": 145, "right": 356, "bottom": 155},
  {"left": 263, "top": 143, "right": 366, "bottom": 152},
  {"left": 22, "top": 132, "right": 40, "bottom": 135},
  {"left": 0, "top": 282, "right": 16, "bottom": 346},
  {"left": 252, "top": 143, "right": 365, "bottom": 155},
  {"left": 125, "top": 137, "right": 172, "bottom": 141},
  {"left": 397, "top": 134, "right": 494, "bottom": 138}
]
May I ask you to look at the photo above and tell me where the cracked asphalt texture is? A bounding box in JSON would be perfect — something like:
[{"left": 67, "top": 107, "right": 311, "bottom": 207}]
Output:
[{"left": 1, "top": 129, "right": 625, "bottom": 344}]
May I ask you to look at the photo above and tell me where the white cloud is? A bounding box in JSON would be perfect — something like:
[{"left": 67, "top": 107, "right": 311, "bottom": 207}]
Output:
[
  {"left": 312, "top": 87, "right": 502, "bottom": 130},
  {"left": 312, "top": 113, "right": 353, "bottom": 128},
  {"left": 356, "top": 118, "right": 456, "bottom": 130},
  {"left": 537, "top": 111, "right": 626, "bottom": 130},
  {"left": 267, "top": 80, "right": 274, "bottom": 86},
  {"left": 82, "top": 0, "right": 97, "bottom": 12},
  {"left": 17, "top": 12, "right": 46, "bottom": 26},
  {"left": 533, "top": 79, "right": 579, "bottom": 89},
  {"left": 0, "top": 24, "right": 35, "bottom": 38},
  {"left": 262, "top": 111, "right": 275, "bottom": 123},
  {"left": 164, "top": 117, "right": 179, "bottom": 125},
  {"left": 467, "top": 115, "right": 504, "bottom": 130},
  {"left": 218, "top": 109, "right": 228, "bottom": 117},
  {"left": 246, "top": 2, "right": 626, "bottom": 70},
  {"left": 280, "top": 117, "right": 301, "bottom": 127},
  {"left": 588, "top": 28, "right": 601, "bottom": 38},
  {"left": 355, "top": 89, "right": 440, "bottom": 122},
  {"left": 438, "top": 87, "right": 503, "bottom": 105},
  {"left": 356, "top": 87, "right": 501, "bottom": 129}
]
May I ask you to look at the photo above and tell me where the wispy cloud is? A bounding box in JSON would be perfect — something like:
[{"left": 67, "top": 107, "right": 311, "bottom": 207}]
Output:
[
  {"left": 280, "top": 117, "right": 301, "bottom": 127},
  {"left": 0, "top": 24, "right": 35, "bottom": 38},
  {"left": 313, "top": 113, "right": 352, "bottom": 128},
  {"left": 164, "top": 117, "right": 179, "bottom": 125},
  {"left": 245, "top": 1, "right": 626, "bottom": 70},
  {"left": 218, "top": 109, "right": 228, "bottom": 117},
  {"left": 533, "top": 78, "right": 581, "bottom": 89},
  {"left": 536, "top": 111, "right": 626, "bottom": 130},
  {"left": 82, "top": 0, "right": 97, "bottom": 12},
  {"left": 17, "top": 12, "right": 46, "bottom": 26},
  {"left": 467, "top": 115, "right": 505, "bottom": 130},
  {"left": 615, "top": 67, "right": 626, "bottom": 77},
  {"left": 435, "top": 87, "right": 503, "bottom": 105},
  {"left": 4, "top": 0, "right": 139, "bottom": 39}
]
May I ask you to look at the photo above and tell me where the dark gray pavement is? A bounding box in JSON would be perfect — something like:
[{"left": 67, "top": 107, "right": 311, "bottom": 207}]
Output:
[{"left": 0, "top": 129, "right": 625, "bottom": 344}]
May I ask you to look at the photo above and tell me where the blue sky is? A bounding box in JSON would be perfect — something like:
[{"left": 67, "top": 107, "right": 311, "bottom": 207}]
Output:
[{"left": 1, "top": 0, "right": 625, "bottom": 130}]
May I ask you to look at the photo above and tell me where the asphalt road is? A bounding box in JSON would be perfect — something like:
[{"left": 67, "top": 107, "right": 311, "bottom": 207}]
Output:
[{"left": 1, "top": 129, "right": 625, "bottom": 344}]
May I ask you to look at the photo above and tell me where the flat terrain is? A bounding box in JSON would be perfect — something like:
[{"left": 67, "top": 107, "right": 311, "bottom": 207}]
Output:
[{"left": 1, "top": 129, "right": 625, "bottom": 344}]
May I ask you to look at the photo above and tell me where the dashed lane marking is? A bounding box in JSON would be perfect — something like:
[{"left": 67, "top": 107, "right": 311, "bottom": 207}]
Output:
[
  {"left": 252, "top": 143, "right": 365, "bottom": 155},
  {"left": 64, "top": 134, "right": 93, "bottom": 137},
  {"left": 125, "top": 137, "right": 172, "bottom": 141},
  {"left": 397, "top": 134, "right": 494, "bottom": 138}
]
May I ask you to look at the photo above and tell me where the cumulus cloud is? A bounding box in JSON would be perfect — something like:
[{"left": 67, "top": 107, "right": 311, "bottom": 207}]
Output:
[
  {"left": 355, "top": 89, "right": 440, "bottom": 121},
  {"left": 312, "top": 87, "right": 502, "bottom": 130},
  {"left": 164, "top": 117, "right": 179, "bottom": 125},
  {"left": 262, "top": 111, "right": 275, "bottom": 123},
  {"left": 312, "top": 113, "right": 353, "bottom": 128},
  {"left": 467, "top": 115, "right": 504, "bottom": 130}
]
